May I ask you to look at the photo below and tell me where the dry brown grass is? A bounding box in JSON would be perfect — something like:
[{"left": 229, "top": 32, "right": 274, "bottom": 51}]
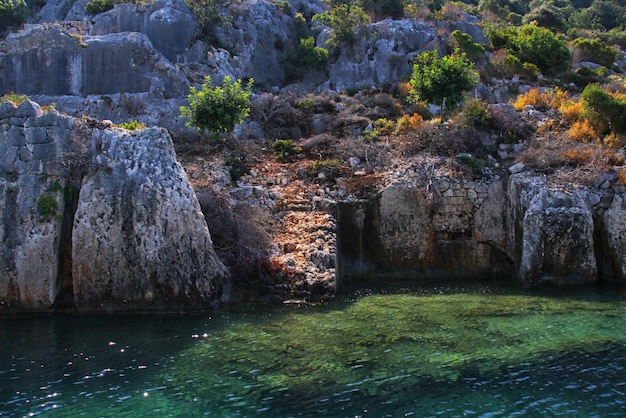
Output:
[{"left": 517, "top": 135, "right": 614, "bottom": 186}]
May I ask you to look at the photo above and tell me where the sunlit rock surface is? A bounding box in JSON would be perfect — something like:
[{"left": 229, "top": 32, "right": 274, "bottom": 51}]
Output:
[{"left": 0, "top": 101, "right": 229, "bottom": 313}]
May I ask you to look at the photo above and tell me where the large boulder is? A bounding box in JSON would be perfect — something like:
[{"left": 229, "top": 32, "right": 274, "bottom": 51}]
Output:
[
  {"left": 508, "top": 174, "right": 597, "bottom": 285},
  {"left": 0, "top": 101, "right": 230, "bottom": 313}
]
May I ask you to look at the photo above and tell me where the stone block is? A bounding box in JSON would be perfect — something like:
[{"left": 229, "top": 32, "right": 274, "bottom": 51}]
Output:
[{"left": 25, "top": 128, "right": 49, "bottom": 144}]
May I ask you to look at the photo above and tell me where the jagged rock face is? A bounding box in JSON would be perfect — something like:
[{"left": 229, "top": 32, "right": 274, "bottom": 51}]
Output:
[
  {"left": 324, "top": 19, "right": 437, "bottom": 92},
  {"left": 508, "top": 174, "right": 597, "bottom": 285},
  {"left": 89, "top": 0, "right": 199, "bottom": 62},
  {"left": 0, "top": 101, "right": 229, "bottom": 313},
  {"left": 0, "top": 25, "right": 190, "bottom": 98}
]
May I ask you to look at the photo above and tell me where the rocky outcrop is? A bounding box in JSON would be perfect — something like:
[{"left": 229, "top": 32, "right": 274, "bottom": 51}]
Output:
[
  {"left": 322, "top": 19, "right": 436, "bottom": 92},
  {"left": 0, "top": 100, "right": 229, "bottom": 313},
  {"left": 89, "top": 0, "right": 200, "bottom": 62}
]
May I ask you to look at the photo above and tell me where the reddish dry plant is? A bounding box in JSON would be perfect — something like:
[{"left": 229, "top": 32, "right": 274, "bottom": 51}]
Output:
[{"left": 264, "top": 257, "right": 297, "bottom": 280}]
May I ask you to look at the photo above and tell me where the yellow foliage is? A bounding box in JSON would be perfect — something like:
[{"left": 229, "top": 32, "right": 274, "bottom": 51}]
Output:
[
  {"left": 395, "top": 113, "right": 424, "bottom": 134},
  {"left": 618, "top": 169, "right": 626, "bottom": 186},
  {"left": 559, "top": 100, "right": 584, "bottom": 123},
  {"left": 513, "top": 87, "right": 568, "bottom": 111},
  {"left": 567, "top": 119, "right": 599, "bottom": 142}
]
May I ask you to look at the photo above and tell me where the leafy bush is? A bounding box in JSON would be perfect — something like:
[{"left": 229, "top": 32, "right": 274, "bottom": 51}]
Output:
[
  {"left": 456, "top": 153, "right": 483, "bottom": 174},
  {"left": 570, "top": 37, "right": 617, "bottom": 67},
  {"left": 510, "top": 24, "right": 571, "bottom": 76},
  {"left": 286, "top": 37, "right": 329, "bottom": 80},
  {"left": 313, "top": 4, "right": 369, "bottom": 47},
  {"left": 451, "top": 30, "right": 485, "bottom": 59},
  {"left": 408, "top": 49, "right": 478, "bottom": 115},
  {"left": 487, "top": 24, "right": 571, "bottom": 76},
  {"left": 85, "top": 0, "right": 113, "bottom": 16},
  {"left": 311, "top": 158, "right": 342, "bottom": 177},
  {"left": 180, "top": 76, "right": 253, "bottom": 139}
]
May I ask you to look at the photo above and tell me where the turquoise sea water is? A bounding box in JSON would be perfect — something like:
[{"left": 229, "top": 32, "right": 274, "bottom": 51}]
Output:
[{"left": 1, "top": 279, "right": 626, "bottom": 417}]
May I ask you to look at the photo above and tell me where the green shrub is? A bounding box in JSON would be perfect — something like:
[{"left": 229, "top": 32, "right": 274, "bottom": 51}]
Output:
[
  {"left": 451, "top": 30, "right": 485, "bottom": 60},
  {"left": 570, "top": 38, "right": 618, "bottom": 68},
  {"left": 456, "top": 153, "right": 483, "bottom": 174},
  {"left": 119, "top": 120, "right": 146, "bottom": 130},
  {"left": 312, "top": 4, "right": 369, "bottom": 47},
  {"left": 225, "top": 153, "right": 251, "bottom": 183},
  {"left": 311, "top": 158, "right": 342, "bottom": 178},
  {"left": 581, "top": 83, "right": 626, "bottom": 136},
  {"left": 272, "top": 139, "right": 301, "bottom": 160},
  {"left": 180, "top": 76, "right": 253, "bottom": 140},
  {"left": 510, "top": 24, "right": 571, "bottom": 76},
  {"left": 458, "top": 98, "right": 491, "bottom": 128},
  {"left": 286, "top": 36, "right": 329, "bottom": 80},
  {"left": 85, "top": 0, "right": 113, "bottom": 16},
  {"left": 37, "top": 195, "right": 58, "bottom": 222},
  {"left": 487, "top": 24, "right": 571, "bottom": 76},
  {"left": 408, "top": 49, "right": 478, "bottom": 116}
]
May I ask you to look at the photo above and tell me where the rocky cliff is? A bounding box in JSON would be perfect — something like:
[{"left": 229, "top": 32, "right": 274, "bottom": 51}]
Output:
[{"left": 0, "top": 100, "right": 230, "bottom": 313}]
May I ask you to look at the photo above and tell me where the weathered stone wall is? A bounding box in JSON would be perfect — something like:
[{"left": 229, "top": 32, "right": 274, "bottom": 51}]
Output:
[
  {"left": 337, "top": 170, "right": 626, "bottom": 285},
  {"left": 337, "top": 175, "right": 513, "bottom": 281},
  {"left": 0, "top": 101, "right": 229, "bottom": 313}
]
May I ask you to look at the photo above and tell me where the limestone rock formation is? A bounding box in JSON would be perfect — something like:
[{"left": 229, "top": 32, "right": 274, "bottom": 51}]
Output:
[
  {"left": 0, "top": 101, "right": 229, "bottom": 313},
  {"left": 603, "top": 192, "right": 626, "bottom": 280},
  {"left": 337, "top": 172, "right": 513, "bottom": 280},
  {"left": 507, "top": 174, "right": 598, "bottom": 285},
  {"left": 323, "top": 19, "right": 436, "bottom": 92}
]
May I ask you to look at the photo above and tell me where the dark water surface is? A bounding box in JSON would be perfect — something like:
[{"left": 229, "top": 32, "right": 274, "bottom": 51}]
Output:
[{"left": 2, "top": 279, "right": 626, "bottom": 417}]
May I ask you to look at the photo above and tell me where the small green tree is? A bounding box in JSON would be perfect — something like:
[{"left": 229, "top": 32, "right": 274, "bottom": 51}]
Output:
[
  {"left": 509, "top": 24, "right": 571, "bottom": 76},
  {"left": 408, "top": 49, "right": 478, "bottom": 117},
  {"left": 180, "top": 76, "right": 253, "bottom": 139}
]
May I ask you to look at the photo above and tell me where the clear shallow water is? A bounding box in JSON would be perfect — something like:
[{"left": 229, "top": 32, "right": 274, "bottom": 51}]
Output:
[{"left": 1, "top": 280, "right": 626, "bottom": 417}]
